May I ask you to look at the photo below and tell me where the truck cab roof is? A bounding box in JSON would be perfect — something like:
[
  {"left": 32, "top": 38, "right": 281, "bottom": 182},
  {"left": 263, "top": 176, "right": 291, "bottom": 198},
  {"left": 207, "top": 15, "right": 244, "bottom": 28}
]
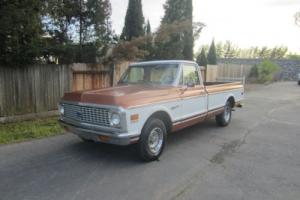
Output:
[{"left": 130, "top": 60, "right": 198, "bottom": 67}]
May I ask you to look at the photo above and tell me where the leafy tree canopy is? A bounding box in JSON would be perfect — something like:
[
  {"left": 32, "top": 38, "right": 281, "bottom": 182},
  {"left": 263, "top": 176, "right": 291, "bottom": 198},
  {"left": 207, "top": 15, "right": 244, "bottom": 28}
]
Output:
[
  {"left": 158, "top": 0, "right": 194, "bottom": 60},
  {"left": 0, "top": 0, "right": 43, "bottom": 65},
  {"left": 198, "top": 41, "right": 290, "bottom": 60},
  {"left": 42, "top": 0, "right": 115, "bottom": 63}
]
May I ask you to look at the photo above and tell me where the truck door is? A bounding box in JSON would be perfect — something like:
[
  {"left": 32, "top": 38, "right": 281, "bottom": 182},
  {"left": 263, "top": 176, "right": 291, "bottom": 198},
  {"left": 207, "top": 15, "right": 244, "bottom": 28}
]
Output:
[{"left": 178, "top": 64, "right": 208, "bottom": 121}]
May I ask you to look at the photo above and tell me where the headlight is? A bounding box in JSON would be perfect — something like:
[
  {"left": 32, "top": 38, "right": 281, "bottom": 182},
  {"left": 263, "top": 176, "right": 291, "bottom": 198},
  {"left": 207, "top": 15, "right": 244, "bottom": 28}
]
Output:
[
  {"left": 110, "top": 113, "right": 121, "bottom": 127},
  {"left": 59, "top": 105, "right": 64, "bottom": 115}
]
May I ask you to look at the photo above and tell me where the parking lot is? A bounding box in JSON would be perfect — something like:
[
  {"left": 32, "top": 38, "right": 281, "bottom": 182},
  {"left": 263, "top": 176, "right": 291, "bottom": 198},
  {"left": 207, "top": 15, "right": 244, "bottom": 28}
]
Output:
[{"left": 0, "top": 82, "right": 300, "bottom": 200}]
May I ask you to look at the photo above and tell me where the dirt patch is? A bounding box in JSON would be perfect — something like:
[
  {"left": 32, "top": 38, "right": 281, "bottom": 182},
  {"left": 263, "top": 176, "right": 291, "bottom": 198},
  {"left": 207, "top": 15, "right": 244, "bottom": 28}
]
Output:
[{"left": 210, "top": 139, "right": 245, "bottom": 164}]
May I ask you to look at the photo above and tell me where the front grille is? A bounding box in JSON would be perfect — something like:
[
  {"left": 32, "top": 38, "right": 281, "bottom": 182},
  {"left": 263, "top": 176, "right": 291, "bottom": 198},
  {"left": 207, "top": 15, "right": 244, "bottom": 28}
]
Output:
[{"left": 63, "top": 103, "right": 110, "bottom": 127}]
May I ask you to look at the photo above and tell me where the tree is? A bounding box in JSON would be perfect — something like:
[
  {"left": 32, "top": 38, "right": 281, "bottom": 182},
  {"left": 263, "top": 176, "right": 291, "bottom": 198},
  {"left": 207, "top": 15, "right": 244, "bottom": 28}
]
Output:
[
  {"left": 270, "top": 46, "right": 288, "bottom": 59},
  {"left": 207, "top": 40, "right": 217, "bottom": 65},
  {"left": 215, "top": 42, "right": 224, "bottom": 58},
  {"left": 42, "top": 0, "right": 114, "bottom": 63},
  {"left": 145, "top": 20, "right": 151, "bottom": 35},
  {"left": 42, "top": 0, "right": 75, "bottom": 45},
  {"left": 108, "top": 20, "right": 204, "bottom": 62},
  {"left": 0, "top": 0, "right": 43, "bottom": 65},
  {"left": 256, "top": 60, "right": 279, "bottom": 83},
  {"left": 196, "top": 48, "right": 207, "bottom": 67},
  {"left": 181, "top": 0, "right": 193, "bottom": 60},
  {"left": 259, "top": 46, "right": 271, "bottom": 59},
  {"left": 121, "top": 0, "right": 145, "bottom": 41},
  {"left": 157, "top": 0, "right": 194, "bottom": 60},
  {"left": 85, "top": 0, "right": 115, "bottom": 59},
  {"left": 223, "top": 41, "right": 237, "bottom": 59},
  {"left": 295, "top": 12, "right": 300, "bottom": 27}
]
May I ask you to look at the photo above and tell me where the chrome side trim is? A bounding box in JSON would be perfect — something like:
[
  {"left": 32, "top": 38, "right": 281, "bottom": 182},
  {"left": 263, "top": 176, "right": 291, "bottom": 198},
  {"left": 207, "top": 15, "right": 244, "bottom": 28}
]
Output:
[
  {"left": 173, "top": 113, "right": 207, "bottom": 125},
  {"left": 173, "top": 112, "right": 207, "bottom": 124},
  {"left": 172, "top": 105, "right": 224, "bottom": 124},
  {"left": 206, "top": 88, "right": 244, "bottom": 95}
]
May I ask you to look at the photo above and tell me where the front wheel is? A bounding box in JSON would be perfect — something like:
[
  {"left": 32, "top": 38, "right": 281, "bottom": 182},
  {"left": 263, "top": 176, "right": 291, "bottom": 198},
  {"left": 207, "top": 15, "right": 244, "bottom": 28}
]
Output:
[
  {"left": 137, "top": 118, "right": 167, "bottom": 162},
  {"left": 216, "top": 101, "right": 232, "bottom": 127}
]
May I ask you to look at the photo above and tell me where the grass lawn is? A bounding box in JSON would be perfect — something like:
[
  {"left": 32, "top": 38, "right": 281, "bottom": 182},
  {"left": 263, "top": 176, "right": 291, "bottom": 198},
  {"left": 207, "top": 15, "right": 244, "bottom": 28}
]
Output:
[{"left": 0, "top": 116, "right": 64, "bottom": 145}]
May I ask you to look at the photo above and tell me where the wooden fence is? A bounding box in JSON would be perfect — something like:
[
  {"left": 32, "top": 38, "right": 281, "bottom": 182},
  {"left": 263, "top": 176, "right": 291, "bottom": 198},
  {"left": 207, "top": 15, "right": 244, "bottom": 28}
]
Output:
[
  {"left": 206, "top": 64, "right": 253, "bottom": 82},
  {"left": 0, "top": 62, "right": 131, "bottom": 119},
  {"left": 71, "top": 63, "right": 112, "bottom": 91},
  {"left": 0, "top": 65, "right": 72, "bottom": 118}
]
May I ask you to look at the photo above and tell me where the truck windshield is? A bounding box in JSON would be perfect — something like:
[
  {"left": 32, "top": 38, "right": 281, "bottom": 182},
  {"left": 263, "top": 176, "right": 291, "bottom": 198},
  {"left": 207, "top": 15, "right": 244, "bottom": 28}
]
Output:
[{"left": 119, "top": 64, "right": 179, "bottom": 86}]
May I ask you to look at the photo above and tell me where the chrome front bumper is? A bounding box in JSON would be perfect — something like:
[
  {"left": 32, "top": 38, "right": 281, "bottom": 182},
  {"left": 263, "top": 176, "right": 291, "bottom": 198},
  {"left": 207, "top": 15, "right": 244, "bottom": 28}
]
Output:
[{"left": 59, "top": 120, "right": 140, "bottom": 146}]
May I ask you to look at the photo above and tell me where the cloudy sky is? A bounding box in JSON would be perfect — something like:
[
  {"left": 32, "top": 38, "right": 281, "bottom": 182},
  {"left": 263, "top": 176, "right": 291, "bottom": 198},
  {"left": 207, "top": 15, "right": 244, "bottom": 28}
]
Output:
[{"left": 110, "top": 0, "right": 300, "bottom": 53}]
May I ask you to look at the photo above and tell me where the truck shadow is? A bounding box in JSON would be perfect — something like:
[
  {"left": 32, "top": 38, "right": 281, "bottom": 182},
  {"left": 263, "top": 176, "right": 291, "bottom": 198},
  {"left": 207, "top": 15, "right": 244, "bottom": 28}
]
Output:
[{"left": 66, "top": 119, "right": 219, "bottom": 164}]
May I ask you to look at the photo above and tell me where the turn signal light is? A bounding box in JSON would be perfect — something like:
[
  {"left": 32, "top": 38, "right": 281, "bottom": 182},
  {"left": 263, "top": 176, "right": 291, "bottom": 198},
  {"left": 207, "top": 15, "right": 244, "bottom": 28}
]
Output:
[
  {"left": 130, "top": 114, "right": 139, "bottom": 123},
  {"left": 98, "top": 136, "right": 111, "bottom": 142}
]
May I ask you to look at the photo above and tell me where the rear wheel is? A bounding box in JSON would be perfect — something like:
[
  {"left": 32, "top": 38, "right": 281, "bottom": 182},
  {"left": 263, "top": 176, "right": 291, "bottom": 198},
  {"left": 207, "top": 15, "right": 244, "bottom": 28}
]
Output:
[
  {"left": 137, "top": 118, "right": 167, "bottom": 162},
  {"left": 216, "top": 101, "right": 232, "bottom": 127}
]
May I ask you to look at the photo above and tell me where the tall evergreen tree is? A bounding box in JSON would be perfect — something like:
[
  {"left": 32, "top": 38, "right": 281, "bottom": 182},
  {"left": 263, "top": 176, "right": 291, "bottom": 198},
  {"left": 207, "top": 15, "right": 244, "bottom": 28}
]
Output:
[
  {"left": 158, "top": 0, "right": 193, "bottom": 60},
  {"left": 0, "top": 0, "right": 43, "bottom": 65},
  {"left": 196, "top": 48, "right": 208, "bottom": 67},
  {"left": 121, "top": 0, "right": 145, "bottom": 41},
  {"left": 145, "top": 20, "right": 151, "bottom": 35},
  {"left": 295, "top": 11, "right": 300, "bottom": 27},
  {"left": 207, "top": 40, "right": 217, "bottom": 65}
]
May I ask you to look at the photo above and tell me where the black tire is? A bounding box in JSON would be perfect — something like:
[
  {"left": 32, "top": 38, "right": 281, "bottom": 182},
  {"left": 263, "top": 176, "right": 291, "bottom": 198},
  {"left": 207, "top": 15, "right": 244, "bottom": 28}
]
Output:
[
  {"left": 137, "top": 118, "right": 167, "bottom": 162},
  {"left": 298, "top": 81, "right": 300, "bottom": 85},
  {"left": 216, "top": 101, "right": 232, "bottom": 127}
]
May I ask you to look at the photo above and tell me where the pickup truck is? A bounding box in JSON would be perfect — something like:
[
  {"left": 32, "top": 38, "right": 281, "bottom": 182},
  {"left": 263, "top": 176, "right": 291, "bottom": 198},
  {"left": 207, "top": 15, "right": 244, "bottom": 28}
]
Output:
[{"left": 59, "top": 60, "right": 244, "bottom": 161}]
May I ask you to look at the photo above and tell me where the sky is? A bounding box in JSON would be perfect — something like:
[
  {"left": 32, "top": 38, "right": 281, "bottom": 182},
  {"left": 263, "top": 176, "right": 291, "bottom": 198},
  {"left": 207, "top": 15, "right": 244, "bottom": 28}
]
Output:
[{"left": 110, "top": 0, "right": 300, "bottom": 53}]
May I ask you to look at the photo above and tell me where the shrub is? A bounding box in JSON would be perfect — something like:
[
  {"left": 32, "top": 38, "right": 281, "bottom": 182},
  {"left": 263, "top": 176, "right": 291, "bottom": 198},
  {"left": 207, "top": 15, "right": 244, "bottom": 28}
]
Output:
[
  {"left": 256, "top": 60, "right": 280, "bottom": 83},
  {"left": 249, "top": 64, "right": 258, "bottom": 78}
]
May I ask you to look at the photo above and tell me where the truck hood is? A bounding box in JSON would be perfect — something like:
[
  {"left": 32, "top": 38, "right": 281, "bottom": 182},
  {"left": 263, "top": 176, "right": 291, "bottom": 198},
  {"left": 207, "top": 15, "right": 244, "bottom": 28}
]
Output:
[{"left": 62, "top": 85, "right": 179, "bottom": 108}]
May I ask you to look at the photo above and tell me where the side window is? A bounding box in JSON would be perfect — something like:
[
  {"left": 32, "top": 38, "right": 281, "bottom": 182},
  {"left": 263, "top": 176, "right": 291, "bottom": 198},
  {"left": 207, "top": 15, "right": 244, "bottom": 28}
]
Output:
[
  {"left": 128, "top": 67, "right": 144, "bottom": 82},
  {"left": 180, "top": 65, "right": 200, "bottom": 86}
]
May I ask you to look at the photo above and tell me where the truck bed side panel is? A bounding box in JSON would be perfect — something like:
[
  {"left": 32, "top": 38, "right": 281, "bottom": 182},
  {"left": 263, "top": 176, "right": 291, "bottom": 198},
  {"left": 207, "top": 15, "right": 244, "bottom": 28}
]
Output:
[{"left": 206, "top": 82, "right": 244, "bottom": 111}]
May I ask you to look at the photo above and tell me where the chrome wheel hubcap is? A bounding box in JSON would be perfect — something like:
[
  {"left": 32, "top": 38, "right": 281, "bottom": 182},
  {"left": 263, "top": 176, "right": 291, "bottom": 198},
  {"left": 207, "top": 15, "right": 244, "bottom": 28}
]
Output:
[
  {"left": 224, "top": 103, "right": 231, "bottom": 122},
  {"left": 148, "top": 127, "right": 163, "bottom": 155}
]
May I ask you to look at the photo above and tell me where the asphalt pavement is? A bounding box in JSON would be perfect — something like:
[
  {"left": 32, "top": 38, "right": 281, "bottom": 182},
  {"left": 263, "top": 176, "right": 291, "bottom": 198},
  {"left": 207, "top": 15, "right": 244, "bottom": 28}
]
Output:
[{"left": 1, "top": 82, "right": 300, "bottom": 200}]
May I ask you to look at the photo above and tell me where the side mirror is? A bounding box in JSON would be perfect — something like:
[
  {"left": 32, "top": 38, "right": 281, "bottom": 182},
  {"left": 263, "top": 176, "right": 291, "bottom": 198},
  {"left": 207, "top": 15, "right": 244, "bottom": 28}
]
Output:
[{"left": 187, "top": 82, "right": 195, "bottom": 88}]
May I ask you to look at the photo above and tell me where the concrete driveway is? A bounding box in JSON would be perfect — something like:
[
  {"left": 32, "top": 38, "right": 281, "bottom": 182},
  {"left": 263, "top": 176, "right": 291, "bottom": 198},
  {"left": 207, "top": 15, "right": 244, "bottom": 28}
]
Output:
[{"left": 1, "top": 82, "right": 300, "bottom": 200}]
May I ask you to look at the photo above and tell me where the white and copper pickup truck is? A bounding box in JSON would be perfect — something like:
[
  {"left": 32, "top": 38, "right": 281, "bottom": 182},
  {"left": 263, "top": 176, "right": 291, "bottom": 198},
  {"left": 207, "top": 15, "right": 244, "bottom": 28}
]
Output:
[{"left": 59, "top": 60, "right": 244, "bottom": 161}]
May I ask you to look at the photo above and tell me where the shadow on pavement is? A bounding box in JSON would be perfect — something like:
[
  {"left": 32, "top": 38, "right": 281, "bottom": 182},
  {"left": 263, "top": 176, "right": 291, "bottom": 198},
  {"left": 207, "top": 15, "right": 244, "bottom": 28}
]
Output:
[{"left": 61, "top": 119, "right": 219, "bottom": 164}]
